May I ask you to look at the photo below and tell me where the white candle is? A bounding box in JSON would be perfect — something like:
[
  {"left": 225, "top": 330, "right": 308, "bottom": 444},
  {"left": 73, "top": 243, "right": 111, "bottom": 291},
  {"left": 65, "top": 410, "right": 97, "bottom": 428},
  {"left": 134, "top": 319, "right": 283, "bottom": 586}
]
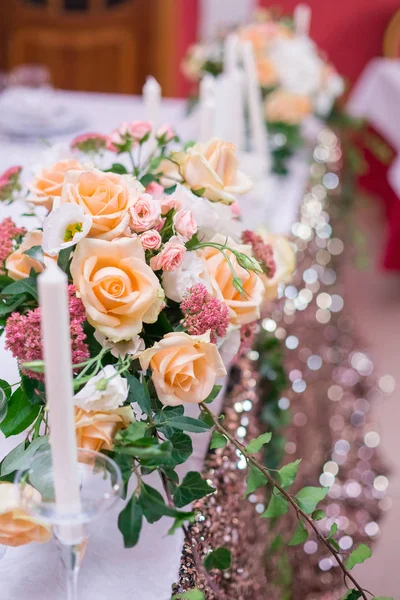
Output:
[
  {"left": 240, "top": 41, "right": 269, "bottom": 161},
  {"left": 199, "top": 98, "right": 216, "bottom": 141},
  {"left": 39, "top": 263, "right": 81, "bottom": 542},
  {"left": 143, "top": 76, "right": 161, "bottom": 127},
  {"left": 224, "top": 33, "right": 239, "bottom": 75},
  {"left": 199, "top": 73, "right": 216, "bottom": 104},
  {"left": 294, "top": 4, "right": 311, "bottom": 37}
]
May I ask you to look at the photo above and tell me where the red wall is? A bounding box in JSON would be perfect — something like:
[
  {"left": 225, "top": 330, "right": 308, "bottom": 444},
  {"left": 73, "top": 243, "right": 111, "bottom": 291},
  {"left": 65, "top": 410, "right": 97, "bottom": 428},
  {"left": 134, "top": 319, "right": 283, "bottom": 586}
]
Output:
[{"left": 259, "top": 0, "right": 399, "bottom": 87}]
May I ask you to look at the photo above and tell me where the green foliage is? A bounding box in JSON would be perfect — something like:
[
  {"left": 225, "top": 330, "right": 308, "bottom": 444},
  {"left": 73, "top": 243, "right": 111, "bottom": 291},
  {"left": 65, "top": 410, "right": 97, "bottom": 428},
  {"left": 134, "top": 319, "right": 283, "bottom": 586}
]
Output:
[
  {"left": 173, "top": 471, "right": 215, "bottom": 508},
  {"left": 203, "top": 547, "right": 231, "bottom": 571},
  {"left": 1, "top": 436, "right": 49, "bottom": 477},
  {"left": 21, "top": 375, "right": 45, "bottom": 406},
  {"left": 172, "top": 590, "right": 204, "bottom": 600},
  {"left": 0, "top": 379, "right": 11, "bottom": 399},
  {"left": 0, "top": 293, "right": 28, "bottom": 318},
  {"left": 346, "top": 543, "right": 372, "bottom": 570},
  {"left": 168, "top": 512, "right": 196, "bottom": 535},
  {"left": 278, "top": 459, "right": 301, "bottom": 488},
  {"left": 166, "top": 432, "right": 193, "bottom": 467},
  {"left": 203, "top": 385, "right": 222, "bottom": 404},
  {"left": 311, "top": 509, "right": 325, "bottom": 521},
  {"left": 246, "top": 432, "right": 272, "bottom": 454},
  {"left": 0, "top": 388, "right": 41, "bottom": 437},
  {"left": 105, "top": 163, "right": 128, "bottom": 174},
  {"left": 244, "top": 464, "right": 268, "bottom": 497},
  {"left": 262, "top": 491, "right": 288, "bottom": 518},
  {"left": 154, "top": 409, "right": 211, "bottom": 434},
  {"left": 118, "top": 495, "right": 143, "bottom": 548},
  {"left": 288, "top": 519, "right": 308, "bottom": 546},
  {"left": 139, "top": 483, "right": 194, "bottom": 524},
  {"left": 23, "top": 245, "right": 45, "bottom": 266},
  {"left": 2, "top": 276, "right": 38, "bottom": 301},
  {"left": 210, "top": 431, "right": 227, "bottom": 450},
  {"left": 295, "top": 486, "right": 328, "bottom": 514},
  {"left": 126, "top": 374, "right": 152, "bottom": 417},
  {"left": 342, "top": 591, "right": 362, "bottom": 600}
]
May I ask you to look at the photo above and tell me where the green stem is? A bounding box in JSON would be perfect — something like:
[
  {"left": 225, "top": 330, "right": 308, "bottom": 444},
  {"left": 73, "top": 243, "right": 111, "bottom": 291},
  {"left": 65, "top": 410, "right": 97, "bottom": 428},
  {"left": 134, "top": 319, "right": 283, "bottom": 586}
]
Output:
[{"left": 200, "top": 402, "right": 370, "bottom": 600}]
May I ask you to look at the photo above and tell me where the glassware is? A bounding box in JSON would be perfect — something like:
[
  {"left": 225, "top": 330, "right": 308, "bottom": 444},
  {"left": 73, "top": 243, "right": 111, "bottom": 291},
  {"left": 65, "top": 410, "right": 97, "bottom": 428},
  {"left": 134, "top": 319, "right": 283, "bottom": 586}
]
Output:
[
  {"left": 15, "top": 448, "right": 122, "bottom": 600},
  {"left": 0, "top": 388, "right": 7, "bottom": 422}
]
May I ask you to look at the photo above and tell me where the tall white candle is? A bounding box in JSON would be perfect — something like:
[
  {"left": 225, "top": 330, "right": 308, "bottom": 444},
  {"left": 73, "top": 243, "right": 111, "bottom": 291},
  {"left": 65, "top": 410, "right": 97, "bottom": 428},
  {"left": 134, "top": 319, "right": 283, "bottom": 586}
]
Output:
[
  {"left": 143, "top": 76, "right": 161, "bottom": 127},
  {"left": 199, "top": 73, "right": 216, "bottom": 104},
  {"left": 224, "top": 33, "right": 239, "bottom": 75},
  {"left": 294, "top": 4, "right": 311, "bottom": 37},
  {"left": 39, "top": 263, "right": 81, "bottom": 541},
  {"left": 240, "top": 41, "right": 269, "bottom": 160},
  {"left": 199, "top": 98, "right": 216, "bottom": 141}
]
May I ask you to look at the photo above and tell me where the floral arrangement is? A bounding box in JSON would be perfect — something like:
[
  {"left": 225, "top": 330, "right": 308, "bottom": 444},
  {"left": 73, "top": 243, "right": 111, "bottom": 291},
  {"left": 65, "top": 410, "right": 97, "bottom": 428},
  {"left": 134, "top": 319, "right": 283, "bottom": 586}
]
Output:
[
  {"left": 182, "top": 8, "right": 344, "bottom": 175},
  {"left": 0, "top": 122, "right": 384, "bottom": 600}
]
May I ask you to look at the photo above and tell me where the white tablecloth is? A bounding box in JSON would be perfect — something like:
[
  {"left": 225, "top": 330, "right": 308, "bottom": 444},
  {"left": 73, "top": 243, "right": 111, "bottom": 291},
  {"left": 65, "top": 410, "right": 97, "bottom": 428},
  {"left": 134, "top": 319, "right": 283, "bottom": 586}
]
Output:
[
  {"left": 0, "top": 90, "right": 311, "bottom": 600},
  {"left": 347, "top": 57, "right": 400, "bottom": 196}
]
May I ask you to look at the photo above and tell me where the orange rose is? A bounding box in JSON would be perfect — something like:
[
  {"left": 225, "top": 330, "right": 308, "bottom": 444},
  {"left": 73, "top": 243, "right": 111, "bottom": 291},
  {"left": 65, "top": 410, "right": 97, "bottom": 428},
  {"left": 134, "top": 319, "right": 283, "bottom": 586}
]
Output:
[
  {"left": 60, "top": 169, "right": 142, "bottom": 240},
  {"left": 265, "top": 90, "right": 312, "bottom": 125},
  {"left": 0, "top": 483, "right": 51, "bottom": 547},
  {"left": 174, "top": 139, "right": 252, "bottom": 205},
  {"left": 256, "top": 58, "right": 279, "bottom": 87},
  {"left": 139, "top": 332, "right": 226, "bottom": 406},
  {"left": 70, "top": 237, "right": 164, "bottom": 342},
  {"left": 75, "top": 406, "right": 133, "bottom": 451},
  {"left": 28, "top": 159, "right": 82, "bottom": 211},
  {"left": 201, "top": 234, "right": 264, "bottom": 326},
  {"left": 5, "top": 230, "right": 44, "bottom": 280}
]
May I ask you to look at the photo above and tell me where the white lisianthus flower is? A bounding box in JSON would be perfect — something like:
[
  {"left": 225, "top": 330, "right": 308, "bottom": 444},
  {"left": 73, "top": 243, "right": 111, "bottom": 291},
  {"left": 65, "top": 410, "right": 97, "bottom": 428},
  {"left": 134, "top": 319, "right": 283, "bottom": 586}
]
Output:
[
  {"left": 269, "top": 37, "right": 323, "bottom": 96},
  {"left": 42, "top": 204, "right": 92, "bottom": 256},
  {"left": 94, "top": 331, "right": 145, "bottom": 360},
  {"left": 74, "top": 365, "right": 128, "bottom": 412},
  {"left": 162, "top": 251, "right": 211, "bottom": 302}
]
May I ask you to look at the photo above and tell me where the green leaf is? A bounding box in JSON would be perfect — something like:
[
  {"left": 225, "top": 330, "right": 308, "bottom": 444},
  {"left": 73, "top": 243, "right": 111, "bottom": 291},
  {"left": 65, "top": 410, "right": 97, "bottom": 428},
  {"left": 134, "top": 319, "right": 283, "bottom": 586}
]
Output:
[
  {"left": 106, "top": 451, "right": 132, "bottom": 499},
  {"left": 172, "top": 590, "right": 204, "bottom": 600},
  {"left": 0, "top": 294, "right": 28, "bottom": 317},
  {"left": 115, "top": 437, "right": 172, "bottom": 463},
  {"left": 278, "top": 459, "right": 301, "bottom": 488},
  {"left": 118, "top": 495, "right": 143, "bottom": 548},
  {"left": 203, "top": 547, "right": 231, "bottom": 571},
  {"left": 106, "top": 163, "right": 128, "bottom": 174},
  {"left": 155, "top": 412, "right": 211, "bottom": 434},
  {"left": 0, "top": 379, "right": 11, "bottom": 400},
  {"left": 21, "top": 375, "right": 45, "bottom": 406},
  {"left": 246, "top": 432, "right": 272, "bottom": 454},
  {"left": 270, "top": 534, "right": 284, "bottom": 553},
  {"left": 126, "top": 374, "right": 152, "bottom": 417},
  {"left": 139, "top": 173, "right": 156, "bottom": 187},
  {"left": 329, "top": 523, "right": 338, "bottom": 536},
  {"left": 203, "top": 385, "right": 222, "bottom": 404},
  {"left": 295, "top": 486, "right": 328, "bottom": 514},
  {"left": 0, "top": 388, "right": 40, "bottom": 437},
  {"left": 57, "top": 246, "right": 74, "bottom": 274},
  {"left": 116, "top": 421, "right": 148, "bottom": 443},
  {"left": 139, "top": 483, "right": 193, "bottom": 524},
  {"left": 244, "top": 464, "right": 267, "bottom": 497},
  {"left": 1, "top": 436, "right": 49, "bottom": 477},
  {"left": 183, "top": 140, "right": 196, "bottom": 150},
  {"left": 345, "top": 543, "right": 372, "bottom": 570},
  {"left": 210, "top": 431, "right": 227, "bottom": 450},
  {"left": 262, "top": 491, "right": 288, "bottom": 518},
  {"left": 192, "top": 187, "right": 206, "bottom": 197},
  {"left": 312, "top": 509, "right": 325, "bottom": 521},
  {"left": 23, "top": 245, "right": 44, "bottom": 267},
  {"left": 168, "top": 432, "right": 193, "bottom": 466},
  {"left": 288, "top": 519, "right": 308, "bottom": 546},
  {"left": 164, "top": 184, "right": 177, "bottom": 195},
  {"left": 173, "top": 471, "right": 215, "bottom": 508},
  {"left": 328, "top": 537, "right": 340, "bottom": 551},
  {"left": 168, "top": 511, "right": 196, "bottom": 535},
  {"left": 2, "top": 276, "right": 38, "bottom": 301},
  {"left": 342, "top": 591, "right": 362, "bottom": 600}
]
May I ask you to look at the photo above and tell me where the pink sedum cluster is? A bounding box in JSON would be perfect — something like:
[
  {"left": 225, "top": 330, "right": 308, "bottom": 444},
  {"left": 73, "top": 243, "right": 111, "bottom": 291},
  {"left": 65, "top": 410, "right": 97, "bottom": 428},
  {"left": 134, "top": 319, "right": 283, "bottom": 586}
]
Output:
[
  {"left": 70, "top": 132, "right": 109, "bottom": 153},
  {"left": 242, "top": 230, "right": 276, "bottom": 278},
  {"left": 0, "top": 218, "right": 26, "bottom": 270},
  {"left": 0, "top": 166, "right": 22, "bottom": 202},
  {"left": 181, "top": 283, "right": 229, "bottom": 343},
  {"left": 5, "top": 285, "right": 89, "bottom": 380}
]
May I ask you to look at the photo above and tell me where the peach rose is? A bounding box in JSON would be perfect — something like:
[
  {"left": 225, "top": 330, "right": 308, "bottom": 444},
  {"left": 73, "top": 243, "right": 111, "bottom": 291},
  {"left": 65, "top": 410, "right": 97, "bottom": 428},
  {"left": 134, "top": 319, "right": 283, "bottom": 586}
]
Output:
[
  {"left": 28, "top": 159, "right": 83, "bottom": 211},
  {"left": 173, "top": 209, "right": 197, "bottom": 242},
  {"left": 129, "top": 193, "right": 162, "bottom": 232},
  {"left": 0, "top": 483, "right": 51, "bottom": 547},
  {"left": 139, "top": 229, "right": 162, "bottom": 250},
  {"left": 70, "top": 237, "right": 164, "bottom": 342},
  {"left": 201, "top": 234, "right": 264, "bottom": 326},
  {"left": 258, "top": 230, "right": 296, "bottom": 301},
  {"left": 60, "top": 169, "right": 142, "bottom": 240},
  {"left": 75, "top": 406, "right": 134, "bottom": 452},
  {"left": 256, "top": 57, "right": 279, "bottom": 87},
  {"left": 150, "top": 236, "right": 186, "bottom": 272},
  {"left": 139, "top": 332, "right": 226, "bottom": 406},
  {"left": 5, "top": 230, "right": 44, "bottom": 280},
  {"left": 265, "top": 90, "right": 312, "bottom": 125},
  {"left": 174, "top": 138, "right": 252, "bottom": 205}
]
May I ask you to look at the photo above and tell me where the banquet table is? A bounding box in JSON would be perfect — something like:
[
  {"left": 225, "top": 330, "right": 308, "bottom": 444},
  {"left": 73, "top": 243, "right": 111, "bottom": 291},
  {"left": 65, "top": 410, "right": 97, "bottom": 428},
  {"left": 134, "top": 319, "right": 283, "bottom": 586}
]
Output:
[
  {"left": 0, "top": 89, "right": 313, "bottom": 600},
  {"left": 348, "top": 57, "right": 400, "bottom": 269}
]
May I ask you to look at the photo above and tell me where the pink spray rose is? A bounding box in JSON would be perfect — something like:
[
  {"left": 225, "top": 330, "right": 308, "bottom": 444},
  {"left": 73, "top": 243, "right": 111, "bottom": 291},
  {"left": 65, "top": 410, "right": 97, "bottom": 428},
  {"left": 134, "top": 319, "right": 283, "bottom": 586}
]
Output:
[
  {"left": 160, "top": 195, "right": 181, "bottom": 215},
  {"left": 130, "top": 194, "right": 162, "bottom": 233},
  {"left": 173, "top": 209, "right": 197, "bottom": 242},
  {"left": 139, "top": 229, "right": 162, "bottom": 250},
  {"left": 150, "top": 236, "right": 186, "bottom": 272},
  {"left": 145, "top": 181, "right": 164, "bottom": 197}
]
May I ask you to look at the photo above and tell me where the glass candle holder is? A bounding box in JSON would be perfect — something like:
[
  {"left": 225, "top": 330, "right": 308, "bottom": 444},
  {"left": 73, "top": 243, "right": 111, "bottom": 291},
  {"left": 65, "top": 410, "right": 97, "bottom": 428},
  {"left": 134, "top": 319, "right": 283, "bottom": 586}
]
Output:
[{"left": 15, "top": 448, "right": 122, "bottom": 600}]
